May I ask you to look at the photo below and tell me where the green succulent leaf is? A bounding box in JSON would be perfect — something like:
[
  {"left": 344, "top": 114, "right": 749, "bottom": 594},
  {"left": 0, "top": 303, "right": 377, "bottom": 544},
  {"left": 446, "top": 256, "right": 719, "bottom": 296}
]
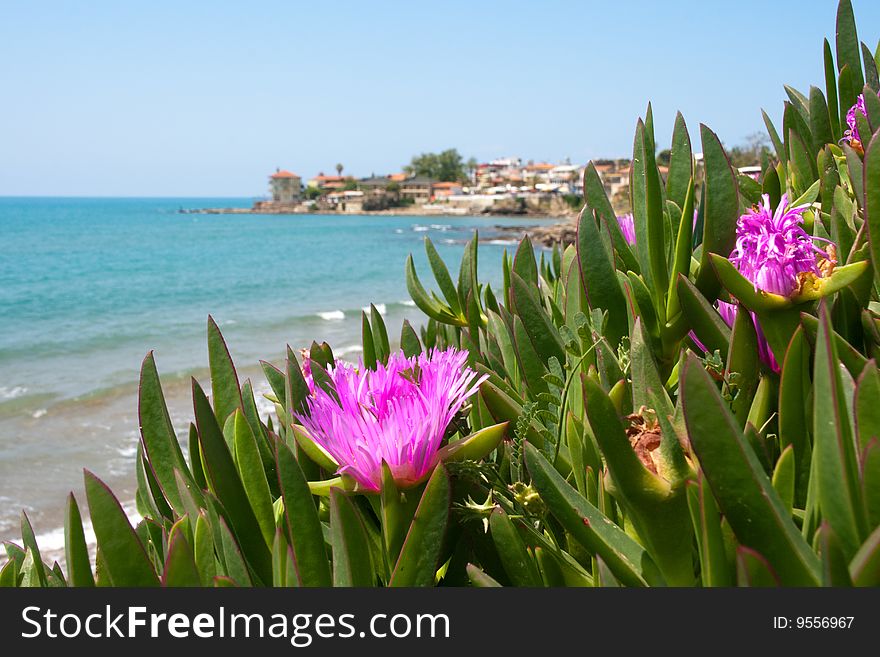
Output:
[
  {"left": 193, "top": 379, "right": 272, "bottom": 584},
  {"left": 681, "top": 353, "right": 820, "bottom": 585},
  {"left": 389, "top": 465, "right": 451, "bottom": 587},
  {"left": 490, "top": 508, "right": 542, "bottom": 587},
  {"left": 329, "top": 488, "right": 375, "bottom": 587},
  {"left": 64, "top": 494, "right": 94, "bottom": 587},
  {"left": 207, "top": 315, "right": 243, "bottom": 425},
  {"left": 275, "top": 437, "right": 332, "bottom": 587},
  {"left": 813, "top": 303, "right": 868, "bottom": 558},
  {"left": 84, "top": 470, "right": 159, "bottom": 587},
  {"left": 525, "top": 443, "right": 664, "bottom": 587}
]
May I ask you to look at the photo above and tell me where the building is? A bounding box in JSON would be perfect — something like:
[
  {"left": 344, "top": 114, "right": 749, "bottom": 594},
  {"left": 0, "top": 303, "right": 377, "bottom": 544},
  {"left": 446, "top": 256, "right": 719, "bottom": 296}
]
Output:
[
  {"left": 326, "top": 190, "right": 365, "bottom": 213},
  {"left": 307, "top": 173, "right": 352, "bottom": 191},
  {"left": 592, "top": 159, "right": 631, "bottom": 200},
  {"left": 269, "top": 169, "right": 302, "bottom": 204},
  {"left": 400, "top": 176, "right": 436, "bottom": 204},
  {"left": 432, "top": 181, "right": 463, "bottom": 199}
]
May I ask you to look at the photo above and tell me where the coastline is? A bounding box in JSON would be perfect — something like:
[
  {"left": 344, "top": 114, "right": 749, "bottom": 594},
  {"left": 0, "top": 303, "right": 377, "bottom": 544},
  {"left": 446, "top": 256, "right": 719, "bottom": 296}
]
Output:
[
  {"left": 181, "top": 205, "right": 576, "bottom": 219},
  {"left": 181, "top": 204, "right": 580, "bottom": 248}
]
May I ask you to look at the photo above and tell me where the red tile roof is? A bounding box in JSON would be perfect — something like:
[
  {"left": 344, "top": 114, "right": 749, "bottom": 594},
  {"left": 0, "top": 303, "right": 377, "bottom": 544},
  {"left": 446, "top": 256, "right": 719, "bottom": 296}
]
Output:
[{"left": 271, "top": 170, "right": 299, "bottom": 178}]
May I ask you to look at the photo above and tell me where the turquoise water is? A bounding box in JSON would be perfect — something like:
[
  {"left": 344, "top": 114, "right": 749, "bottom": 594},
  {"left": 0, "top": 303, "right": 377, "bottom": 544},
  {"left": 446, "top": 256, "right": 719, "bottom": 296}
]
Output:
[{"left": 0, "top": 197, "right": 549, "bottom": 548}]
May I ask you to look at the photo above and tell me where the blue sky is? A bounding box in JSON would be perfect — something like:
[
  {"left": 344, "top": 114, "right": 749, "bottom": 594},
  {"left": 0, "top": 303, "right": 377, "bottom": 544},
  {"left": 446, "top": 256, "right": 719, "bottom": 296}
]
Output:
[{"left": 1, "top": 1, "right": 879, "bottom": 197}]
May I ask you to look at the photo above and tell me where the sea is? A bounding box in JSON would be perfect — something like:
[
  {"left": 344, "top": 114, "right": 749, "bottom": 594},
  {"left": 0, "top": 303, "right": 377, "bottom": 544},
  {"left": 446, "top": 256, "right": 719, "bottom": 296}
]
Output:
[{"left": 0, "top": 197, "right": 551, "bottom": 559}]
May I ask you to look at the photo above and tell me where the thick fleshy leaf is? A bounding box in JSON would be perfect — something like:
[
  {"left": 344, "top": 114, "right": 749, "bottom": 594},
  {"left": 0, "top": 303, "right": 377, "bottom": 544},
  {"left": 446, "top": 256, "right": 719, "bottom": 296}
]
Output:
[
  {"left": 666, "top": 179, "right": 695, "bottom": 321},
  {"left": 19, "top": 512, "right": 47, "bottom": 588},
  {"left": 686, "top": 476, "right": 731, "bottom": 587},
  {"left": 677, "top": 274, "right": 731, "bottom": 355},
  {"left": 836, "top": 0, "right": 864, "bottom": 92},
  {"left": 433, "top": 422, "right": 507, "bottom": 465},
  {"left": 512, "top": 315, "right": 549, "bottom": 395},
  {"left": 855, "top": 362, "right": 880, "bottom": 452},
  {"left": 681, "top": 353, "right": 819, "bottom": 585},
  {"left": 727, "top": 302, "right": 760, "bottom": 426},
  {"left": 260, "top": 360, "right": 286, "bottom": 402},
  {"left": 824, "top": 39, "right": 842, "bottom": 138},
  {"left": 207, "top": 315, "right": 243, "bottom": 426},
  {"left": 490, "top": 508, "right": 542, "bottom": 587},
  {"left": 864, "top": 131, "right": 880, "bottom": 287},
  {"left": 577, "top": 209, "right": 628, "bottom": 347},
  {"left": 217, "top": 515, "right": 254, "bottom": 586},
  {"left": 232, "top": 410, "right": 275, "bottom": 548},
  {"left": 813, "top": 304, "right": 867, "bottom": 558},
  {"left": 291, "top": 423, "right": 339, "bottom": 472},
  {"left": 405, "top": 254, "right": 466, "bottom": 326},
  {"left": 162, "top": 525, "right": 202, "bottom": 587},
  {"left": 525, "top": 443, "right": 663, "bottom": 587},
  {"left": 64, "top": 494, "right": 94, "bottom": 587},
  {"left": 771, "top": 445, "right": 796, "bottom": 515},
  {"left": 850, "top": 524, "right": 880, "bottom": 586},
  {"left": 389, "top": 465, "right": 451, "bottom": 587},
  {"left": 512, "top": 235, "right": 539, "bottom": 288},
  {"left": 193, "top": 379, "right": 272, "bottom": 584},
  {"left": 696, "top": 125, "right": 739, "bottom": 297},
  {"left": 369, "top": 303, "right": 390, "bottom": 365},
  {"left": 425, "top": 237, "right": 463, "bottom": 316},
  {"left": 735, "top": 547, "right": 780, "bottom": 587},
  {"left": 275, "top": 438, "right": 331, "bottom": 587},
  {"left": 138, "top": 352, "right": 191, "bottom": 513},
  {"left": 810, "top": 86, "right": 834, "bottom": 148},
  {"left": 466, "top": 563, "right": 502, "bottom": 587},
  {"left": 84, "top": 470, "right": 159, "bottom": 587},
  {"left": 361, "top": 311, "right": 377, "bottom": 369},
  {"left": 329, "top": 488, "right": 374, "bottom": 587},
  {"left": 584, "top": 164, "right": 640, "bottom": 274},
  {"left": 666, "top": 112, "right": 693, "bottom": 212},
  {"left": 400, "top": 320, "right": 422, "bottom": 358},
  {"left": 818, "top": 522, "right": 855, "bottom": 587},
  {"left": 193, "top": 511, "right": 216, "bottom": 586},
  {"left": 510, "top": 272, "right": 565, "bottom": 367},
  {"left": 584, "top": 377, "right": 693, "bottom": 585}
]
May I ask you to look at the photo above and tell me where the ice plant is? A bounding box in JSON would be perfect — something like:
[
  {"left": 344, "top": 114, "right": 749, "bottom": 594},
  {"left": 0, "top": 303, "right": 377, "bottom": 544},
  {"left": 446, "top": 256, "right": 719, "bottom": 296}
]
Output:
[
  {"left": 720, "top": 193, "right": 833, "bottom": 371},
  {"left": 617, "top": 213, "right": 636, "bottom": 245},
  {"left": 844, "top": 93, "right": 868, "bottom": 147},
  {"left": 295, "top": 348, "right": 487, "bottom": 491}
]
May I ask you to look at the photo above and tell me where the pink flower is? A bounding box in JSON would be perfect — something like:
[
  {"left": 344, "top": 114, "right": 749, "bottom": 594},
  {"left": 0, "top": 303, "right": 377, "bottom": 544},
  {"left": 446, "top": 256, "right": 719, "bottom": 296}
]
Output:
[
  {"left": 692, "top": 194, "right": 832, "bottom": 372},
  {"left": 295, "top": 348, "right": 487, "bottom": 491}
]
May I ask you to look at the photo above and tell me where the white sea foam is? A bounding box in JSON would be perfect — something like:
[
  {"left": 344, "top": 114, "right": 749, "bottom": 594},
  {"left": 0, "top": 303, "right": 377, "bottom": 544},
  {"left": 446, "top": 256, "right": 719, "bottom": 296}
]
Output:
[
  {"left": 317, "top": 310, "right": 345, "bottom": 321},
  {"left": 0, "top": 385, "right": 28, "bottom": 400},
  {"left": 430, "top": 224, "right": 452, "bottom": 231},
  {"left": 486, "top": 238, "right": 518, "bottom": 246},
  {"left": 394, "top": 228, "right": 404, "bottom": 234},
  {"left": 400, "top": 299, "right": 417, "bottom": 307},
  {"left": 412, "top": 225, "right": 430, "bottom": 232},
  {"left": 335, "top": 344, "right": 364, "bottom": 357},
  {"left": 32, "top": 408, "right": 47, "bottom": 419},
  {"left": 363, "top": 303, "right": 386, "bottom": 315}
]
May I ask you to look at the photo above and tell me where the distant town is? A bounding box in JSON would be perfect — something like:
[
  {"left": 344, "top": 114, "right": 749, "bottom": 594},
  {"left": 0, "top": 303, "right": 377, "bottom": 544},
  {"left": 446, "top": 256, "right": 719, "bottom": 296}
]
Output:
[
  {"left": 191, "top": 144, "right": 765, "bottom": 218},
  {"left": 252, "top": 156, "right": 632, "bottom": 218}
]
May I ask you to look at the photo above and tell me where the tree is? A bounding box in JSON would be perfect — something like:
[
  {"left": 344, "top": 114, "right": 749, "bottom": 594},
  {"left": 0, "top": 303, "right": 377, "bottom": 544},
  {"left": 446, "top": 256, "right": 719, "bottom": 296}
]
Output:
[
  {"left": 656, "top": 149, "right": 672, "bottom": 167},
  {"left": 726, "top": 132, "right": 772, "bottom": 168},
  {"left": 466, "top": 157, "right": 478, "bottom": 184},
  {"left": 343, "top": 180, "right": 359, "bottom": 191},
  {"left": 336, "top": 163, "right": 344, "bottom": 177},
  {"left": 404, "top": 148, "right": 470, "bottom": 182}
]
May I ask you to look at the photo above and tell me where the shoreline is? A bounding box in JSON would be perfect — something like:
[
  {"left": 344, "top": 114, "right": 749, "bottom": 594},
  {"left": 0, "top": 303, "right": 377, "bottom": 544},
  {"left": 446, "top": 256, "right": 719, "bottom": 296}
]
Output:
[
  {"left": 182, "top": 205, "right": 576, "bottom": 219},
  {"left": 181, "top": 204, "right": 579, "bottom": 248}
]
